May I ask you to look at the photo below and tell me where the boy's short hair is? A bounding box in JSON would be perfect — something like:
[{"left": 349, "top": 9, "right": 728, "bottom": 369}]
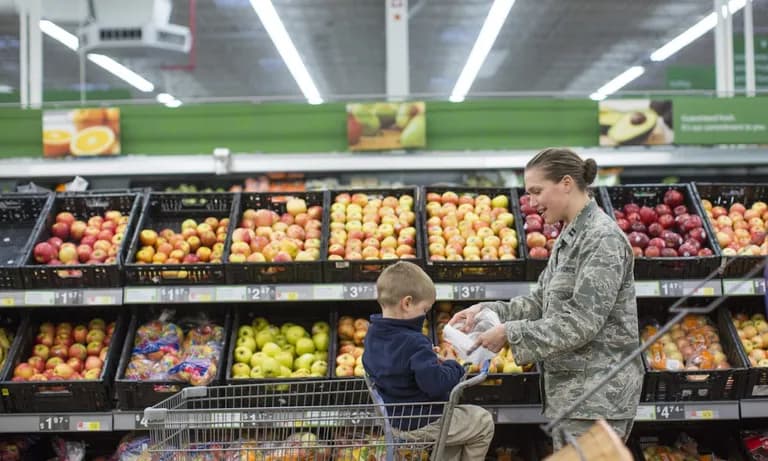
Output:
[{"left": 377, "top": 261, "right": 436, "bottom": 308}]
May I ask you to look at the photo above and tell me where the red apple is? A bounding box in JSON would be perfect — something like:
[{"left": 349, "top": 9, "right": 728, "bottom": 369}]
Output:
[
  {"left": 658, "top": 214, "right": 675, "bottom": 229},
  {"left": 655, "top": 204, "right": 672, "bottom": 216},
  {"left": 85, "top": 356, "right": 103, "bottom": 371},
  {"left": 616, "top": 218, "right": 630, "bottom": 232},
  {"left": 86, "top": 341, "right": 102, "bottom": 356},
  {"left": 631, "top": 247, "right": 644, "bottom": 257},
  {"left": 53, "top": 363, "right": 75, "bottom": 379},
  {"left": 627, "top": 232, "right": 649, "bottom": 249},
  {"left": 50, "top": 344, "right": 68, "bottom": 359},
  {"left": 73, "top": 325, "right": 88, "bottom": 344},
  {"left": 623, "top": 203, "right": 640, "bottom": 215},
  {"left": 13, "top": 363, "right": 34, "bottom": 379},
  {"left": 33, "top": 242, "right": 57, "bottom": 263},
  {"left": 648, "top": 223, "right": 664, "bottom": 238},
  {"left": 54, "top": 333, "right": 73, "bottom": 348},
  {"left": 32, "top": 344, "right": 50, "bottom": 360},
  {"left": 664, "top": 190, "right": 684, "bottom": 208},
  {"left": 47, "top": 236, "right": 64, "bottom": 250},
  {"left": 630, "top": 221, "right": 647, "bottom": 234},
  {"left": 36, "top": 332, "right": 53, "bottom": 347},
  {"left": 76, "top": 244, "right": 92, "bottom": 263},
  {"left": 66, "top": 357, "right": 83, "bottom": 373},
  {"left": 28, "top": 356, "right": 45, "bottom": 373},
  {"left": 45, "top": 357, "right": 64, "bottom": 370},
  {"left": 68, "top": 343, "right": 87, "bottom": 361},
  {"left": 661, "top": 248, "right": 679, "bottom": 257},
  {"left": 639, "top": 206, "right": 658, "bottom": 225},
  {"left": 56, "top": 211, "right": 76, "bottom": 225},
  {"left": 698, "top": 248, "right": 714, "bottom": 256},
  {"left": 51, "top": 222, "right": 70, "bottom": 240},
  {"left": 626, "top": 212, "right": 641, "bottom": 223},
  {"left": 686, "top": 228, "right": 707, "bottom": 244},
  {"left": 648, "top": 238, "right": 666, "bottom": 249},
  {"left": 644, "top": 246, "right": 661, "bottom": 258},
  {"left": 529, "top": 247, "right": 548, "bottom": 259}
]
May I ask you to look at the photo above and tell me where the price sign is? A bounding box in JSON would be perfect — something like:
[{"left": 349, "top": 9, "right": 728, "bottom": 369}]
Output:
[
  {"left": 216, "top": 286, "right": 246, "bottom": 301},
  {"left": 659, "top": 281, "right": 684, "bottom": 297},
  {"left": 124, "top": 288, "right": 157, "bottom": 304},
  {"left": 24, "top": 291, "right": 55, "bottom": 306},
  {"left": 0, "top": 297, "right": 14, "bottom": 306},
  {"left": 635, "top": 282, "right": 660, "bottom": 297},
  {"left": 655, "top": 404, "right": 685, "bottom": 420},
  {"left": 724, "top": 280, "right": 754, "bottom": 295},
  {"left": 241, "top": 411, "right": 271, "bottom": 427},
  {"left": 55, "top": 290, "right": 84, "bottom": 305},
  {"left": 453, "top": 284, "right": 486, "bottom": 300},
  {"left": 755, "top": 279, "right": 767, "bottom": 295},
  {"left": 39, "top": 415, "right": 70, "bottom": 431},
  {"left": 76, "top": 421, "right": 101, "bottom": 431},
  {"left": 635, "top": 405, "right": 655, "bottom": 421},
  {"left": 134, "top": 413, "right": 148, "bottom": 429},
  {"left": 435, "top": 284, "right": 453, "bottom": 300},
  {"left": 159, "top": 287, "right": 190, "bottom": 303},
  {"left": 246, "top": 286, "right": 276, "bottom": 301},
  {"left": 689, "top": 409, "right": 716, "bottom": 420},
  {"left": 342, "top": 284, "right": 376, "bottom": 300}
]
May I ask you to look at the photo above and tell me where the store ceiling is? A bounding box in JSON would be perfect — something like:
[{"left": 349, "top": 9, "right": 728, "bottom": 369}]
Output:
[{"left": 0, "top": 0, "right": 766, "bottom": 102}]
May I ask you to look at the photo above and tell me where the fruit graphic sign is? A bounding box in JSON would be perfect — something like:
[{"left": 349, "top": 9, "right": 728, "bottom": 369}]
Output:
[
  {"left": 42, "top": 108, "right": 121, "bottom": 157},
  {"left": 599, "top": 99, "right": 674, "bottom": 146},
  {"left": 347, "top": 102, "right": 426, "bottom": 151}
]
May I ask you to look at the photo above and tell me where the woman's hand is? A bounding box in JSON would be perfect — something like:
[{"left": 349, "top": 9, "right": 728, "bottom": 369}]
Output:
[
  {"left": 468, "top": 324, "right": 507, "bottom": 354},
  {"left": 448, "top": 304, "right": 484, "bottom": 333}
]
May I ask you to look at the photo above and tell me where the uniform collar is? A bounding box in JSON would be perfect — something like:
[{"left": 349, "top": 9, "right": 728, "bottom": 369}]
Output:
[{"left": 559, "top": 199, "right": 598, "bottom": 247}]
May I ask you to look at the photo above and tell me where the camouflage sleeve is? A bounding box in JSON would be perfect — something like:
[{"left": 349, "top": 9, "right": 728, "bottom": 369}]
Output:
[
  {"left": 504, "top": 235, "right": 628, "bottom": 364},
  {"left": 479, "top": 281, "right": 544, "bottom": 322}
]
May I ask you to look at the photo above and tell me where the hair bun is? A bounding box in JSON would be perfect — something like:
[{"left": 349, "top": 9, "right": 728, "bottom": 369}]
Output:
[{"left": 583, "top": 158, "right": 598, "bottom": 184}]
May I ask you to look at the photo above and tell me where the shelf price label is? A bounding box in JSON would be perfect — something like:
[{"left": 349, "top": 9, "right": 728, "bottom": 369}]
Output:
[
  {"left": 39, "top": 415, "right": 69, "bottom": 431},
  {"left": 24, "top": 291, "right": 55, "bottom": 306},
  {"left": 453, "top": 284, "right": 486, "bottom": 300},
  {"left": 724, "top": 279, "right": 755, "bottom": 295},
  {"left": 215, "top": 286, "right": 246, "bottom": 301},
  {"left": 659, "top": 281, "right": 684, "bottom": 297},
  {"left": 435, "top": 284, "right": 454, "bottom": 300},
  {"left": 655, "top": 404, "right": 685, "bottom": 420},
  {"left": 159, "top": 287, "right": 190, "bottom": 303},
  {"left": 634, "top": 405, "right": 655, "bottom": 421},
  {"left": 134, "top": 413, "right": 148, "bottom": 429},
  {"left": 689, "top": 409, "right": 717, "bottom": 420},
  {"left": 241, "top": 411, "right": 271, "bottom": 427},
  {"left": 755, "top": 279, "right": 767, "bottom": 295},
  {"left": 247, "top": 286, "right": 276, "bottom": 301},
  {"left": 124, "top": 288, "right": 157, "bottom": 304},
  {"left": 55, "top": 290, "right": 84, "bottom": 305},
  {"left": 635, "top": 282, "right": 660, "bottom": 297},
  {"left": 343, "top": 284, "right": 376, "bottom": 300},
  {"left": 76, "top": 421, "right": 101, "bottom": 431}
]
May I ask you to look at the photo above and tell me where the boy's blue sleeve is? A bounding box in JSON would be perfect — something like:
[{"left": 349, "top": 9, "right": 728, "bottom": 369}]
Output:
[{"left": 408, "top": 337, "right": 465, "bottom": 399}]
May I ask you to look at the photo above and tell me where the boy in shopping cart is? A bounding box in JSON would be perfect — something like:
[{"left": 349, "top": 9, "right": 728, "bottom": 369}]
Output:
[{"left": 362, "top": 261, "right": 494, "bottom": 461}]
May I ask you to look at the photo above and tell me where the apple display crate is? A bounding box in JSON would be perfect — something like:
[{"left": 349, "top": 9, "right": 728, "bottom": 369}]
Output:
[
  {"left": 114, "top": 305, "right": 232, "bottom": 410},
  {"left": 224, "top": 191, "right": 328, "bottom": 284},
  {"left": 0, "top": 307, "right": 128, "bottom": 412},
  {"left": 420, "top": 187, "right": 527, "bottom": 282},
  {"left": 124, "top": 192, "right": 239, "bottom": 285},
  {"left": 603, "top": 184, "right": 722, "bottom": 280},
  {"left": 21, "top": 192, "right": 142, "bottom": 289},
  {"left": 224, "top": 304, "right": 333, "bottom": 395},
  {"left": 638, "top": 304, "right": 747, "bottom": 402},
  {"left": 322, "top": 187, "right": 424, "bottom": 283},
  {"left": 692, "top": 182, "right": 768, "bottom": 278},
  {"left": 0, "top": 311, "right": 29, "bottom": 413},
  {"left": 0, "top": 193, "right": 53, "bottom": 289},
  {"left": 721, "top": 297, "right": 768, "bottom": 399},
  {"left": 520, "top": 187, "right": 610, "bottom": 281}
]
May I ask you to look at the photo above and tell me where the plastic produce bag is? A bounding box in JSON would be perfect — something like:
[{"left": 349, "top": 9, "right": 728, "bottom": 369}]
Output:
[
  {"left": 111, "top": 433, "right": 150, "bottom": 461},
  {"left": 48, "top": 438, "right": 85, "bottom": 461},
  {"left": 442, "top": 308, "right": 500, "bottom": 364}
]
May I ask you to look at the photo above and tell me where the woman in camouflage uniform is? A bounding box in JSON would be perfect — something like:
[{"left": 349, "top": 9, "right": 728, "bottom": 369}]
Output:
[{"left": 450, "top": 148, "right": 643, "bottom": 450}]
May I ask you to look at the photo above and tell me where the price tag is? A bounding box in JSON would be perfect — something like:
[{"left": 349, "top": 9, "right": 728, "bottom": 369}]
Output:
[
  {"left": 55, "top": 290, "right": 84, "bottom": 305},
  {"left": 655, "top": 404, "right": 685, "bottom": 420},
  {"left": 435, "top": 284, "right": 453, "bottom": 300},
  {"left": 159, "top": 287, "right": 190, "bottom": 303},
  {"left": 87, "top": 295, "right": 117, "bottom": 305},
  {"left": 755, "top": 279, "right": 767, "bottom": 295},
  {"left": 693, "top": 286, "right": 716, "bottom": 297},
  {"left": 724, "top": 280, "right": 754, "bottom": 295},
  {"left": 453, "top": 284, "right": 486, "bottom": 300},
  {"left": 635, "top": 405, "right": 655, "bottom": 421},
  {"left": 659, "top": 281, "right": 684, "bottom": 297},
  {"left": 134, "top": 413, "right": 148, "bottom": 429},
  {"left": 39, "top": 415, "right": 70, "bottom": 431},
  {"left": 312, "top": 285, "right": 343, "bottom": 300},
  {"left": 246, "top": 286, "right": 276, "bottom": 301},
  {"left": 689, "top": 409, "right": 716, "bottom": 420},
  {"left": 25, "top": 291, "right": 55, "bottom": 306},
  {"left": 241, "top": 411, "right": 270, "bottom": 427},
  {"left": 189, "top": 288, "right": 214, "bottom": 302},
  {"left": 216, "top": 286, "right": 246, "bottom": 301},
  {"left": 278, "top": 290, "right": 300, "bottom": 301},
  {"left": 635, "top": 282, "right": 660, "bottom": 297},
  {"left": 0, "top": 297, "right": 14, "bottom": 306},
  {"left": 343, "top": 284, "right": 376, "bottom": 300},
  {"left": 124, "top": 288, "right": 157, "bottom": 304},
  {"left": 76, "top": 421, "right": 101, "bottom": 431}
]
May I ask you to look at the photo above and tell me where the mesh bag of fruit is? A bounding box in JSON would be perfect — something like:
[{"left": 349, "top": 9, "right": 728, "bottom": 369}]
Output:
[{"left": 640, "top": 314, "right": 731, "bottom": 372}]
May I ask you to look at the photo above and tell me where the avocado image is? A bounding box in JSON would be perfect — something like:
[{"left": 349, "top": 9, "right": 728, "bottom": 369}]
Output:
[
  {"left": 607, "top": 110, "right": 657, "bottom": 145},
  {"left": 599, "top": 110, "right": 623, "bottom": 134},
  {"left": 373, "top": 103, "right": 398, "bottom": 128},
  {"left": 400, "top": 114, "right": 426, "bottom": 148}
]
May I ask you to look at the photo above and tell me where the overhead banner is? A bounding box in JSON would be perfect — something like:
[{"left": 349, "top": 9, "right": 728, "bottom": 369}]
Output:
[
  {"left": 674, "top": 98, "right": 768, "bottom": 145},
  {"left": 43, "top": 108, "right": 121, "bottom": 158},
  {"left": 347, "top": 102, "right": 426, "bottom": 151},
  {"left": 599, "top": 99, "right": 674, "bottom": 146}
]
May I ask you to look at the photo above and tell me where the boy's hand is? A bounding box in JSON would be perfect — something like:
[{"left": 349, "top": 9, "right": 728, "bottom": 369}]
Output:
[
  {"left": 449, "top": 304, "right": 484, "bottom": 333},
  {"left": 467, "top": 324, "right": 507, "bottom": 354}
]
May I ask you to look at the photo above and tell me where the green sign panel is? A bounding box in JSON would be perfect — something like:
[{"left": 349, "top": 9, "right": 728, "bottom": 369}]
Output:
[
  {"left": 674, "top": 97, "right": 768, "bottom": 144},
  {"left": 666, "top": 66, "right": 715, "bottom": 90},
  {"left": 734, "top": 35, "right": 768, "bottom": 90}
]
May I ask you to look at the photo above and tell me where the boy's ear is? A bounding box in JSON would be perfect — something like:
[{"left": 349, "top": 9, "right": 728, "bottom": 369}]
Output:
[{"left": 400, "top": 295, "right": 413, "bottom": 311}]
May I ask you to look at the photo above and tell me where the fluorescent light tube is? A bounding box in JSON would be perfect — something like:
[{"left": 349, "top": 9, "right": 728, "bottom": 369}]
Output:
[
  {"left": 87, "top": 54, "right": 155, "bottom": 92},
  {"left": 449, "top": 0, "right": 516, "bottom": 102},
  {"left": 250, "top": 0, "right": 322, "bottom": 104},
  {"left": 39, "top": 19, "right": 79, "bottom": 51},
  {"left": 590, "top": 66, "right": 645, "bottom": 100}
]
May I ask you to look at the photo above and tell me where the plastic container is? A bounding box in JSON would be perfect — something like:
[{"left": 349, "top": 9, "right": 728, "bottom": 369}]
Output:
[
  {"left": 0, "top": 311, "right": 28, "bottom": 413},
  {"left": 323, "top": 188, "right": 424, "bottom": 282},
  {"left": 224, "top": 191, "right": 328, "bottom": 284},
  {"left": 123, "top": 192, "right": 239, "bottom": 285},
  {"left": 114, "top": 305, "right": 231, "bottom": 410},
  {"left": 0, "top": 307, "right": 128, "bottom": 412},
  {"left": 21, "top": 192, "right": 141, "bottom": 288},
  {"left": 421, "top": 187, "right": 527, "bottom": 282},
  {"left": 603, "top": 184, "right": 722, "bottom": 280},
  {"left": 0, "top": 193, "right": 52, "bottom": 289},
  {"left": 723, "top": 298, "right": 768, "bottom": 399}
]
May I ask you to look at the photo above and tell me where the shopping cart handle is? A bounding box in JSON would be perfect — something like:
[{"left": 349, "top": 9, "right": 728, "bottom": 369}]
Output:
[{"left": 480, "top": 359, "right": 491, "bottom": 376}]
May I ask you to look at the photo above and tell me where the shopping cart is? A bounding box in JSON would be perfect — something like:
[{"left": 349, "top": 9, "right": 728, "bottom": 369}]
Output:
[{"left": 144, "top": 362, "right": 490, "bottom": 461}]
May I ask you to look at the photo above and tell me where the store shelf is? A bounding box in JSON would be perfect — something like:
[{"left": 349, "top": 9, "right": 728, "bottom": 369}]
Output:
[
  {"left": 0, "top": 288, "right": 122, "bottom": 307},
  {"left": 723, "top": 279, "right": 766, "bottom": 296},
  {"left": 634, "top": 401, "right": 740, "bottom": 422},
  {"left": 0, "top": 412, "right": 112, "bottom": 433},
  {"left": 740, "top": 399, "right": 768, "bottom": 419},
  {"left": 112, "top": 411, "right": 148, "bottom": 431},
  {"left": 492, "top": 405, "right": 548, "bottom": 424},
  {"left": 2, "top": 147, "right": 768, "bottom": 179}
]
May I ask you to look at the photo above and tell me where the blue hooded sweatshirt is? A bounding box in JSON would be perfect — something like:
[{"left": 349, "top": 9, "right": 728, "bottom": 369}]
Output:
[{"left": 362, "top": 313, "right": 465, "bottom": 430}]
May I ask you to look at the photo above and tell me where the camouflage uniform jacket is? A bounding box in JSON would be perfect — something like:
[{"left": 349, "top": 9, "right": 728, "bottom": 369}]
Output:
[{"left": 481, "top": 200, "right": 643, "bottom": 420}]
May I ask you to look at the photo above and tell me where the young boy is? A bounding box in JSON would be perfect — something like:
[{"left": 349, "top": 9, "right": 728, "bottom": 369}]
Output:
[{"left": 362, "top": 261, "right": 494, "bottom": 461}]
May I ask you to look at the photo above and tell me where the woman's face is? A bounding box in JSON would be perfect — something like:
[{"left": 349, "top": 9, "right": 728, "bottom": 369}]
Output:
[{"left": 524, "top": 167, "right": 572, "bottom": 224}]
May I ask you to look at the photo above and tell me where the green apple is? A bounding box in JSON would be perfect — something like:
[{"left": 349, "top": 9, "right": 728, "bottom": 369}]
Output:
[
  {"left": 260, "top": 357, "right": 281, "bottom": 378},
  {"left": 296, "top": 337, "right": 316, "bottom": 355},
  {"left": 400, "top": 113, "right": 425, "bottom": 148},
  {"left": 232, "top": 362, "right": 251, "bottom": 378},
  {"left": 311, "top": 321, "right": 330, "bottom": 335},
  {"left": 249, "top": 366, "right": 264, "bottom": 379},
  {"left": 294, "top": 353, "right": 315, "bottom": 371},
  {"left": 255, "top": 330, "right": 274, "bottom": 350},
  {"left": 238, "top": 325, "right": 255, "bottom": 338},
  {"left": 281, "top": 344, "right": 295, "bottom": 357},
  {"left": 266, "top": 325, "right": 280, "bottom": 336},
  {"left": 314, "top": 351, "right": 328, "bottom": 363},
  {"left": 234, "top": 346, "right": 253, "bottom": 364},
  {"left": 236, "top": 336, "right": 256, "bottom": 352},
  {"left": 491, "top": 194, "right": 509, "bottom": 209},
  {"left": 291, "top": 369, "right": 311, "bottom": 378},
  {"left": 275, "top": 336, "right": 288, "bottom": 348},
  {"left": 280, "top": 365, "right": 292, "bottom": 378},
  {"left": 280, "top": 322, "right": 296, "bottom": 336},
  {"left": 312, "top": 332, "right": 329, "bottom": 352},
  {"left": 275, "top": 351, "right": 295, "bottom": 370},
  {"left": 262, "top": 342, "right": 282, "bottom": 358},
  {"left": 285, "top": 325, "right": 307, "bottom": 345},
  {"left": 250, "top": 352, "right": 267, "bottom": 369},
  {"left": 251, "top": 317, "right": 269, "bottom": 331},
  {"left": 310, "top": 360, "right": 328, "bottom": 376}
]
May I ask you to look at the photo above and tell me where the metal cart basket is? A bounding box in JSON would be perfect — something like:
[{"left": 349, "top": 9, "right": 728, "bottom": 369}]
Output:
[{"left": 145, "top": 365, "right": 489, "bottom": 461}]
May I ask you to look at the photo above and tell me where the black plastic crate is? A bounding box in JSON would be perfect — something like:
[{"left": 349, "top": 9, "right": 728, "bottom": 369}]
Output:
[
  {"left": 224, "top": 191, "right": 328, "bottom": 284},
  {"left": 639, "top": 306, "right": 747, "bottom": 402},
  {"left": 420, "top": 187, "right": 527, "bottom": 282},
  {"left": 20, "top": 192, "right": 141, "bottom": 289},
  {"left": 0, "top": 193, "right": 52, "bottom": 289},
  {"left": 323, "top": 188, "right": 424, "bottom": 283},
  {"left": 722, "top": 299, "right": 768, "bottom": 399},
  {"left": 115, "top": 305, "right": 231, "bottom": 410},
  {"left": 519, "top": 187, "right": 609, "bottom": 281},
  {"left": 0, "top": 311, "right": 28, "bottom": 413},
  {"left": 603, "top": 183, "right": 722, "bottom": 280},
  {"left": 632, "top": 427, "right": 743, "bottom": 461},
  {"left": 124, "top": 192, "right": 239, "bottom": 285},
  {"left": 692, "top": 182, "right": 768, "bottom": 278},
  {"left": 0, "top": 307, "right": 128, "bottom": 412}
]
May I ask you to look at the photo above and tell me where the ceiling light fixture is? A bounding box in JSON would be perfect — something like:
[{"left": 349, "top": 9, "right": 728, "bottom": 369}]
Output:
[
  {"left": 250, "top": 0, "right": 322, "bottom": 104},
  {"left": 449, "top": 0, "right": 516, "bottom": 103},
  {"left": 589, "top": 66, "right": 645, "bottom": 101}
]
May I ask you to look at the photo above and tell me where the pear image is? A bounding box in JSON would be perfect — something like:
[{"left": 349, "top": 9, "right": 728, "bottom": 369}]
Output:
[
  {"left": 355, "top": 112, "right": 381, "bottom": 136},
  {"left": 400, "top": 114, "right": 426, "bottom": 148},
  {"left": 395, "top": 103, "right": 417, "bottom": 129}
]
